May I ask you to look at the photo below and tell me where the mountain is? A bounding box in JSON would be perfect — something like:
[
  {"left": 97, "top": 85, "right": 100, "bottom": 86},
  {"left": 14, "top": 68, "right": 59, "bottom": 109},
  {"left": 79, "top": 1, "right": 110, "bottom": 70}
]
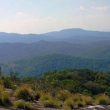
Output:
[
  {"left": 0, "top": 32, "right": 47, "bottom": 43},
  {"left": 0, "top": 28, "right": 110, "bottom": 43},
  {"left": 1, "top": 40, "right": 110, "bottom": 63},
  {"left": 0, "top": 28, "right": 110, "bottom": 76},
  {"left": 44, "top": 28, "right": 110, "bottom": 43},
  {"left": 0, "top": 41, "right": 85, "bottom": 63}
]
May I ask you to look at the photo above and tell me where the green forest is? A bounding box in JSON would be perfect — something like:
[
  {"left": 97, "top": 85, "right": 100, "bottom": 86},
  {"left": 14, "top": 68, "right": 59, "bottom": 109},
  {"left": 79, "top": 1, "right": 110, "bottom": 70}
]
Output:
[{"left": 4, "top": 54, "right": 110, "bottom": 76}]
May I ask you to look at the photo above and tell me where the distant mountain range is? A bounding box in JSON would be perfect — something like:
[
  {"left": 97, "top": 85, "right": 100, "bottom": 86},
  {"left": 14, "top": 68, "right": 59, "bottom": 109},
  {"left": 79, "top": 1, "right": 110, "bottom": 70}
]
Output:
[
  {"left": 0, "top": 28, "right": 110, "bottom": 43},
  {"left": 0, "top": 28, "right": 110, "bottom": 75}
]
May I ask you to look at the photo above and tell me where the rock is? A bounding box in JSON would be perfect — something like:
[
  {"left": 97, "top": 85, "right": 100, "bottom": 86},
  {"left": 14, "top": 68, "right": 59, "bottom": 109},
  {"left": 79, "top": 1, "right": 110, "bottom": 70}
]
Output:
[
  {"left": 0, "top": 108, "right": 10, "bottom": 110},
  {"left": 81, "top": 105, "right": 108, "bottom": 110}
]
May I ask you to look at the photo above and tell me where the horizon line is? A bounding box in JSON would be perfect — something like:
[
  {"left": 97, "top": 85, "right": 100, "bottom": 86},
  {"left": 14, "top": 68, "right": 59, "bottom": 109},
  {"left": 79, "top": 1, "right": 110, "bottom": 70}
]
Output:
[{"left": 0, "top": 27, "right": 110, "bottom": 35}]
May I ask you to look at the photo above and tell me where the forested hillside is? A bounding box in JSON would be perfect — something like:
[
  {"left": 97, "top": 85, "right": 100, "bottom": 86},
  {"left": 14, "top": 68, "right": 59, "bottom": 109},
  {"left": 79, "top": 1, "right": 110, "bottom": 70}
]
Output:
[
  {"left": 2, "top": 54, "right": 110, "bottom": 76},
  {"left": 0, "top": 28, "right": 110, "bottom": 76}
]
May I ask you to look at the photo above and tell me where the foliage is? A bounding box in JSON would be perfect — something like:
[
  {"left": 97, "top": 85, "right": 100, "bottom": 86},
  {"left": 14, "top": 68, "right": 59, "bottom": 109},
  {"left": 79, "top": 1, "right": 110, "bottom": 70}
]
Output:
[
  {"left": 64, "top": 98, "right": 74, "bottom": 109},
  {"left": 14, "top": 85, "right": 35, "bottom": 101},
  {"left": 56, "top": 90, "right": 71, "bottom": 101},
  {"left": 0, "top": 85, "right": 10, "bottom": 106},
  {"left": 63, "top": 94, "right": 92, "bottom": 109},
  {"left": 95, "top": 94, "right": 110, "bottom": 105},
  {"left": 40, "top": 93, "right": 62, "bottom": 108},
  {"left": 42, "top": 69, "right": 110, "bottom": 95},
  {"left": 7, "top": 54, "right": 110, "bottom": 76},
  {"left": 2, "top": 77, "right": 14, "bottom": 89},
  {"left": 0, "top": 69, "right": 110, "bottom": 109},
  {"left": 14, "top": 100, "right": 33, "bottom": 110},
  {"left": 34, "top": 92, "right": 41, "bottom": 101}
]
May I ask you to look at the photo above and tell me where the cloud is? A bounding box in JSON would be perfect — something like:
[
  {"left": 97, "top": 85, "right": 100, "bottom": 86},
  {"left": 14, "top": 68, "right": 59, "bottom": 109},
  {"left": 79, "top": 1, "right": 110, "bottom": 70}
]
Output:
[
  {"left": 79, "top": 5, "right": 110, "bottom": 13},
  {"left": 91, "top": 6, "right": 110, "bottom": 12},
  {"left": 79, "top": 6, "right": 86, "bottom": 11},
  {"left": 70, "top": 14, "right": 110, "bottom": 32}
]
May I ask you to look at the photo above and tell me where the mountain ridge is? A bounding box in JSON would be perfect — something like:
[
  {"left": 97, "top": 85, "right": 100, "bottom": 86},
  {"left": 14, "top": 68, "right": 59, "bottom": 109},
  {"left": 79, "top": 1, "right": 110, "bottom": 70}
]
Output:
[
  {"left": 0, "top": 28, "right": 110, "bottom": 43},
  {"left": 0, "top": 28, "right": 110, "bottom": 75}
]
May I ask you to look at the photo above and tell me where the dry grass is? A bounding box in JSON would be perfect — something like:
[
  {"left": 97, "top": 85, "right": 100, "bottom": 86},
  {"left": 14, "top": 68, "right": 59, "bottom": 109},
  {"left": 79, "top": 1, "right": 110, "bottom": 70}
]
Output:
[
  {"left": 40, "top": 93, "right": 62, "bottom": 108},
  {"left": 14, "top": 100, "right": 33, "bottom": 110},
  {"left": 14, "top": 85, "right": 35, "bottom": 101},
  {"left": 56, "top": 90, "right": 71, "bottom": 101},
  {"left": 95, "top": 94, "right": 110, "bottom": 105},
  {"left": 0, "top": 85, "right": 10, "bottom": 106},
  {"left": 63, "top": 94, "right": 93, "bottom": 109}
]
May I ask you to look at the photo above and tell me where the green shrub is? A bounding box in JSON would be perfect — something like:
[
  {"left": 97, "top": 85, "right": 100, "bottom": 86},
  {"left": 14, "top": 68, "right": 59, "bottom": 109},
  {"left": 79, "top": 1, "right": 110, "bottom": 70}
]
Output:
[
  {"left": 72, "top": 94, "right": 81, "bottom": 102},
  {"left": 95, "top": 94, "right": 110, "bottom": 105},
  {"left": 72, "top": 94, "right": 93, "bottom": 106},
  {"left": 35, "top": 92, "right": 41, "bottom": 101},
  {"left": 64, "top": 96, "right": 86, "bottom": 109},
  {"left": 14, "top": 100, "right": 33, "bottom": 110},
  {"left": 63, "top": 94, "right": 92, "bottom": 108},
  {"left": 77, "top": 101, "right": 85, "bottom": 107},
  {"left": 15, "top": 85, "right": 35, "bottom": 101},
  {"left": 64, "top": 98, "right": 74, "bottom": 109},
  {"left": 0, "top": 85, "right": 10, "bottom": 106},
  {"left": 42, "top": 99, "right": 62, "bottom": 108},
  {"left": 63, "top": 105, "right": 71, "bottom": 110},
  {"left": 3, "top": 77, "right": 13, "bottom": 89},
  {"left": 56, "top": 90, "right": 71, "bottom": 101},
  {"left": 40, "top": 93, "right": 62, "bottom": 108},
  {"left": 81, "top": 95, "right": 93, "bottom": 105},
  {"left": 0, "top": 80, "right": 4, "bottom": 85}
]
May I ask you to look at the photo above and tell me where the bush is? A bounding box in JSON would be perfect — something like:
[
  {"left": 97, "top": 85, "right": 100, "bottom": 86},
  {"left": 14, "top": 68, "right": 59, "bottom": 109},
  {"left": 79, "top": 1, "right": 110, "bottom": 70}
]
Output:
[
  {"left": 0, "top": 85, "right": 10, "bottom": 106},
  {"left": 64, "top": 98, "right": 74, "bottom": 109},
  {"left": 77, "top": 101, "right": 85, "bottom": 107},
  {"left": 64, "top": 95, "right": 86, "bottom": 109},
  {"left": 63, "top": 94, "right": 92, "bottom": 108},
  {"left": 35, "top": 92, "right": 41, "bottom": 101},
  {"left": 72, "top": 94, "right": 82, "bottom": 102},
  {"left": 14, "top": 100, "right": 33, "bottom": 110},
  {"left": 3, "top": 77, "right": 13, "bottom": 89},
  {"left": 72, "top": 94, "right": 93, "bottom": 106},
  {"left": 14, "top": 85, "right": 35, "bottom": 101},
  {"left": 56, "top": 90, "right": 71, "bottom": 101},
  {"left": 42, "top": 99, "right": 61, "bottom": 108},
  {"left": 81, "top": 95, "right": 93, "bottom": 105},
  {"left": 63, "top": 105, "right": 71, "bottom": 110},
  {"left": 40, "top": 93, "right": 52, "bottom": 101},
  {"left": 0, "top": 79, "right": 4, "bottom": 85},
  {"left": 95, "top": 94, "right": 110, "bottom": 105},
  {"left": 40, "top": 93, "right": 62, "bottom": 108}
]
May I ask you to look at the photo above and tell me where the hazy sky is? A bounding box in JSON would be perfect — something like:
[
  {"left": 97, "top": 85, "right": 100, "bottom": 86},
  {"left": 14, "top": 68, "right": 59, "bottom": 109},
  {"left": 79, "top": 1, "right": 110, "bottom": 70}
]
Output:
[{"left": 0, "top": 0, "right": 110, "bottom": 33}]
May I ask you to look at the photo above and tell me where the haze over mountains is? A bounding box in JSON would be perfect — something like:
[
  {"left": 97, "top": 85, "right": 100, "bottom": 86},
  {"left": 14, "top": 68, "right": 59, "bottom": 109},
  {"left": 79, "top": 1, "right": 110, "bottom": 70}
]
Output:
[
  {"left": 0, "top": 28, "right": 110, "bottom": 75},
  {"left": 0, "top": 28, "right": 110, "bottom": 43}
]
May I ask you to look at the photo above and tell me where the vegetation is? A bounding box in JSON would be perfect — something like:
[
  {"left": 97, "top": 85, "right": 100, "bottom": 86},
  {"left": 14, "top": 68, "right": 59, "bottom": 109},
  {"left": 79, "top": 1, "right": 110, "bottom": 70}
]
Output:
[
  {"left": 41, "top": 69, "right": 110, "bottom": 95},
  {"left": 14, "top": 100, "right": 33, "bottom": 110},
  {"left": 3, "top": 54, "right": 110, "bottom": 76},
  {"left": 95, "top": 94, "right": 110, "bottom": 105},
  {"left": 40, "top": 93, "right": 62, "bottom": 108},
  {"left": 0, "top": 85, "right": 10, "bottom": 106},
  {"left": 0, "top": 69, "right": 110, "bottom": 109},
  {"left": 14, "top": 85, "right": 34, "bottom": 101}
]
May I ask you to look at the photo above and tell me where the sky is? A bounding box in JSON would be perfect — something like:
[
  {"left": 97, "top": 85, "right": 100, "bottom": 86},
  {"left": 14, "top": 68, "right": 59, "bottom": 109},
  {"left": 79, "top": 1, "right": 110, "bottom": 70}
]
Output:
[{"left": 0, "top": 0, "right": 110, "bottom": 34}]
